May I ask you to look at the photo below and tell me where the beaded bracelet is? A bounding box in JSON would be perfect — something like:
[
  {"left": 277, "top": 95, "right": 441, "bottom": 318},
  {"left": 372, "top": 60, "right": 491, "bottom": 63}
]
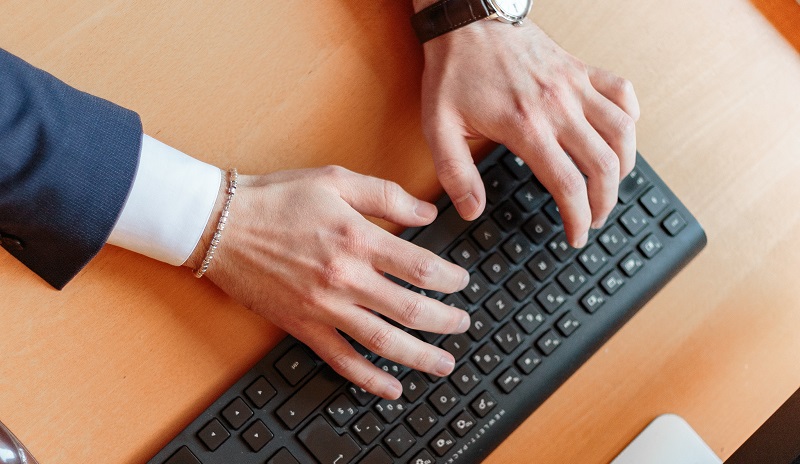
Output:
[{"left": 193, "top": 168, "right": 238, "bottom": 278}]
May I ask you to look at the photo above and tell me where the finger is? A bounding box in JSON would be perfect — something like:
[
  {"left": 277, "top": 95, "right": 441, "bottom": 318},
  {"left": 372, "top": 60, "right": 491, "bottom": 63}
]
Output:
[
  {"left": 504, "top": 134, "right": 592, "bottom": 248},
  {"left": 299, "top": 323, "right": 402, "bottom": 399},
  {"left": 583, "top": 90, "right": 637, "bottom": 180},
  {"left": 325, "top": 166, "right": 439, "bottom": 226},
  {"left": 342, "top": 312, "right": 458, "bottom": 379},
  {"left": 369, "top": 225, "right": 469, "bottom": 293},
  {"left": 356, "top": 272, "right": 470, "bottom": 334},
  {"left": 558, "top": 115, "right": 621, "bottom": 230},
  {"left": 425, "top": 117, "right": 485, "bottom": 220},
  {"left": 587, "top": 66, "right": 641, "bottom": 122}
]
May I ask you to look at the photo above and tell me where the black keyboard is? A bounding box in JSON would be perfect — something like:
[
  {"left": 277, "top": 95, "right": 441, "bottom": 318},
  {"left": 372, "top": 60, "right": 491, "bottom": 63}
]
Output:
[{"left": 149, "top": 145, "right": 706, "bottom": 464}]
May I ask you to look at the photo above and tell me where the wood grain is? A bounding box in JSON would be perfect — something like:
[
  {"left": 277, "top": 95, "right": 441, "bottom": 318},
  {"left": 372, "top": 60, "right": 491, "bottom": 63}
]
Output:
[{"left": 1, "top": 1, "right": 799, "bottom": 462}]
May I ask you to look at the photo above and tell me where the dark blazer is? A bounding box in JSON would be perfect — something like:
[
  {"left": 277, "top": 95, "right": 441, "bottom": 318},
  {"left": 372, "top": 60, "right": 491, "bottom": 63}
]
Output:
[{"left": 0, "top": 48, "right": 142, "bottom": 289}]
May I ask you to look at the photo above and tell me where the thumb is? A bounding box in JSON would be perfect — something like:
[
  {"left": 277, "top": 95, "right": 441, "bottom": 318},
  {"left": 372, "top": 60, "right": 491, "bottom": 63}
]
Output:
[{"left": 425, "top": 120, "right": 485, "bottom": 221}]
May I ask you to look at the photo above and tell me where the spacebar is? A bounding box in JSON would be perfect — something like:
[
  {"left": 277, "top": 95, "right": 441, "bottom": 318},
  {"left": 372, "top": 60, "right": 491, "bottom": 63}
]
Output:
[
  {"left": 276, "top": 365, "right": 345, "bottom": 429},
  {"left": 411, "top": 205, "right": 470, "bottom": 255}
]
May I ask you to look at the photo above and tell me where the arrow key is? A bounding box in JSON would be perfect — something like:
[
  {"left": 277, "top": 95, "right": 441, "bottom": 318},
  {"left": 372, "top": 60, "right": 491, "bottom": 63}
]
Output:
[
  {"left": 197, "top": 419, "right": 229, "bottom": 451},
  {"left": 243, "top": 420, "right": 273, "bottom": 452},
  {"left": 221, "top": 397, "right": 253, "bottom": 430}
]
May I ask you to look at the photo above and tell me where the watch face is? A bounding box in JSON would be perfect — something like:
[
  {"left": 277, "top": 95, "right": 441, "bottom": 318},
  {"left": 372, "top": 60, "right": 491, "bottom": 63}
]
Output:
[{"left": 491, "top": 0, "right": 531, "bottom": 20}]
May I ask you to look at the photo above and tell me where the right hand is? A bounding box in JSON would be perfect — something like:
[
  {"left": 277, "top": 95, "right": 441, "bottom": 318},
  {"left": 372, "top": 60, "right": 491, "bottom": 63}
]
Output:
[{"left": 191, "top": 166, "right": 471, "bottom": 400}]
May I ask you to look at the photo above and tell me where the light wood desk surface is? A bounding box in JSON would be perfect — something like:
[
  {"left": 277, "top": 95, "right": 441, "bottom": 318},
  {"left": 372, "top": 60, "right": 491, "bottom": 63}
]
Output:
[{"left": 1, "top": 1, "right": 799, "bottom": 462}]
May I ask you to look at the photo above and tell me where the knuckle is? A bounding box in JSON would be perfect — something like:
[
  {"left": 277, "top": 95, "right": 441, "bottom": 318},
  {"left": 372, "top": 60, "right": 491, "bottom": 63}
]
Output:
[
  {"left": 412, "top": 348, "right": 434, "bottom": 371},
  {"left": 381, "top": 180, "right": 402, "bottom": 213},
  {"left": 328, "top": 350, "right": 357, "bottom": 374},
  {"left": 399, "top": 296, "right": 426, "bottom": 327},
  {"left": 614, "top": 113, "right": 636, "bottom": 140},
  {"left": 554, "top": 168, "right": 586, "bottom": 198},
  {"left": 593, "top": 150, "right": 620, "bottom": 179},
  {"left": 436, "top": 158, "right": 469, "bottom": 185},
  {"left": 411, "top": 255, "right": 439, "bottom": 284},
  {"left": 322, "top": 165, "right": 350, "bottom": 182},
  {"left": 319, "top": 259, "right": 351, "bottom": 290},
  {"left": 336, "top": 221, "right": 367, "bottom": 255},
  {"left": 360, "top": 371, "right": 383, "bottom": 395},
  {"left": 616, "top": 78, "right": 636, "bottom": 98},
  {"left": 367, "top": 326, "right": 396, "bottom": 354}
]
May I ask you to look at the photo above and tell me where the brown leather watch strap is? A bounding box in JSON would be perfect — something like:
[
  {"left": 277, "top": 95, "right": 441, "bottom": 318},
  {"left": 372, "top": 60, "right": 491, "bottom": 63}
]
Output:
[{"left": 411, "top": 0, "right": 493, "bottom": 44}]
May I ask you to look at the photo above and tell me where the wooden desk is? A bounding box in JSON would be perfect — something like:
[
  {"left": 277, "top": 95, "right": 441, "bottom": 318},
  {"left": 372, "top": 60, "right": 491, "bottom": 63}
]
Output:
[{"left": 1, "top": 1, "right": 799, "bottom": 462}]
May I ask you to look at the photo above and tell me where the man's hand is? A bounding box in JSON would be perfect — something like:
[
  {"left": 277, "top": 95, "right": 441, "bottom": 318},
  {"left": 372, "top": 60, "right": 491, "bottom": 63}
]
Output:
[
  {"left": 187, "top": 166, "right": 470, "bottom": 400},
  {"left": 418, "top": 17, "right": 640, "bottom": 247}
]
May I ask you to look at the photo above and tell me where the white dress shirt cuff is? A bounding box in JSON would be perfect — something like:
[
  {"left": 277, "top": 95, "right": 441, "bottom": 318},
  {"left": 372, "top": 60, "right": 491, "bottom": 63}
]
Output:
[{"left": 107, "top": 134, "right": 222, "bottom": 266}]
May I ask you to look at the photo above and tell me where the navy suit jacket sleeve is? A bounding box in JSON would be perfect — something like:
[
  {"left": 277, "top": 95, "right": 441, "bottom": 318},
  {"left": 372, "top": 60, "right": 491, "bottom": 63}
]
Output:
[{"left": 0, "top": 48, "right": 143, "bottom": 289}]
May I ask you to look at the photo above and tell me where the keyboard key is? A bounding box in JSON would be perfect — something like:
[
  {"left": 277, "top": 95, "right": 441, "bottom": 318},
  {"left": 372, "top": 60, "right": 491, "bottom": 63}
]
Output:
[
  {"left": 412, "top": 205, "right": 471, "bottom": 256},
  {"left": 493, "top": 200, "right": 526, "bottom": 231},
  {"left": 164, "top": 447, "right": 201, "bottom": 464},
  {"left": 543, "top": 199, "right": 562, "bottom": 225},
  {"left": 514, "top": 182, "right": 546, "bottom": 212},
  {"left": 374, "top": 397, "right": 407, "bottom": 423},
  {"left": 405, "top": 403, "right": 438, "bottom": 436},
  {"left": 484, "top": 289, "right": 514, "bottom": 321},
  {"left": 410, "top": 449, "right": 437, "bottom": 464},
  {"left": 450, "top": 410, "right": 477, "bottom": 437},
  {"left": 377, "top": 359, "right": 405, "bottom": 377},
  {"left": 430, "top": 430, "right": 457, "bottom": 456},
  {"left": 663, "top": 211, "right": 687, "bottom": 236},
  {"left": 516, "top": 348, "right": 542, "bottom": 374},
  {"left": 578, "top": 243, "right": 608, "bottom": 275},
  {"left": 527, "top": 250, "right": 557, "bottom": 282},
  {"left": 384, "top": 425, "right": 416, "bottom": 457},
  {"left": 556, "top": 311, "right": 581, "bottom": 337},
  {"left": 472, "top": 343, "right": 503, "bottom": 374},
  {"left": 245, "top": 376, "right": 277, "bottom": 408},
  {"left": 442, "top": 293, "right": 469, "bottom": 312},
  {"left": 536, "top": 330, "right": 562, "bottom": 356},
  {"left": 268, "top": 448, "right": 301, "bottom": 464},
  {"left": 298, "top": 416, "right": 361, "bottom": 464},
  {"left": 480, "top": 253, "right": 511, "bottom": 284},
  {"left": 496, "top": 367, "right": 522, "bottom": 393},
  {"left": 471, "top": 220, "right": 503, "bottom": 251},
  {"left": 326, "top": 394, "right": 358, "bottom": 427},
  {"left": 514, "top": 303, "right": 546, "bottom": 334},
  {"left": 619, "top": 251, "right": 645, "bottom": 277},
  {"left": 639, "top": 234, "right": 663, "bottom": 258},
  {"left": 462, "top": 273, "right": 490, "bottom": 304},
  {"left": 523, "top": 213, "right": 556, "bottom": 244},
  {"left": 640, "top": 186, "right": 670, "bottom": 217},
  {"left": 601, "top": 270, "right": 626, "bottom": 295},
  {"left": 618, "top": 167, "right": 650, "bottom": 203},
  {"left": 493, "top": 323, "right": 524, "bottom": 354},
  {"left": 505, "top": 270, "right": 536, "bottom": 301},
  {"left": 275, "top": 345, "right": 316, "bottom": 386},
  {"left": 412, "top": 287, "right": 443, "bottom": 300},
  {"left": 557, "top": 263, "right": 588, "bottom": 294},
  {"left": 598, "top": 225, "right": 629, "bottom": 256},
  {"left": 536, "top": 282, "right": 567, "bottom": 314},
  {"left": 197, "top": 419, "right": 229, "bottom": 451},
  {"left": 619, "top": 204, "right": 650, "bottom": 236},
  {"left": 277, "top": 366, "right": 346, "bottom": 429},
  {"left": 468, "top": 309, "right": 493, "bottom": 341},
  {"left": 348, "top": 384, "right": 374, "bottom": 407},
  {"left": 483, "top": 165, "right": 517, "bottom": 203},
  {"left": 242, "top": 420, "right": 273, "bottom": 452},
  {"left": 442, "top": 333, "right": 472, "bottom": 361},
  {"left": 429, "top": 383, "right": 460, "bottom": 415},
  {"left": 352, "top": 412, "right": 384, "bottom": 444},
  {"left": 449, "top": 240, "right": 480, "bottom": 269},
  {"left": 502, "top": 152, "right": 532, "bottom": 180},
  {"left": 360, "top": 447, "right": 393, "bottom": 464},
  {"left": 470, "top": 391, "right": 498, "bottom": 418},
  {"left": 451, "top": 363, "right": 481, "bottom": 395},
  {"left": 221, "top": 397, "right": 253, "bottom": 430},
  {"left": 401, "top": 371, "right": 428, "bottom": 403},
  {"left": 581, "top": 288, "right": 606, "bottom": 313},
  {"left": 547, "top": 232, "right": 577, "bottom": 261},
  {"left": 502, "top": 233, "right": 535, "bottom": 264}
]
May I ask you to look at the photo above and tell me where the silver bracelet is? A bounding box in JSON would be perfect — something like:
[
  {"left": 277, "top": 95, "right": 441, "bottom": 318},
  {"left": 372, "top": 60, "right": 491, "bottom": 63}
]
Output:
[{"left": 193, "top": 168, "right": 238, "bottom": 278}]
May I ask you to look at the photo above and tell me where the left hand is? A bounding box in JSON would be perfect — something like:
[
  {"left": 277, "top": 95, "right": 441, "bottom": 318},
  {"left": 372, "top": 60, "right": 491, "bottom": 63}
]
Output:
[{"left": 417, "top": 15, "right": 640, "bottom": 248}]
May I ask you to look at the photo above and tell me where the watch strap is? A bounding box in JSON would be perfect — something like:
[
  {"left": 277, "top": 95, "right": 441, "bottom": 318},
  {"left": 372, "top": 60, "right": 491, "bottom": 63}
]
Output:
[{"left": 411, "top": 0, "right": 493, "bottom": 44}]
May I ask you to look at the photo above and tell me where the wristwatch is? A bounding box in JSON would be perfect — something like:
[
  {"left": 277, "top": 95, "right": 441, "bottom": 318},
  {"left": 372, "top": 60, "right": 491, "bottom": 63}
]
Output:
[{"left": 411, "top": 0, "right": 533, "bottom": 43}]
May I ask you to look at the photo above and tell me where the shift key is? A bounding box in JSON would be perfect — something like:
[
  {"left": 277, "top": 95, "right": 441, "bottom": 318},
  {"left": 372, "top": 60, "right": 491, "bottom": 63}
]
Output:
[{"left": 277, "top": 366, "right": 346, "bottom": 429}]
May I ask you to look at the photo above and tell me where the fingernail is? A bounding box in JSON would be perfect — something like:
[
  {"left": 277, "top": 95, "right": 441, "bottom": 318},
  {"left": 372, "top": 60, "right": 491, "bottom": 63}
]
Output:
[
  {"left": 385, "top": 382, "right": 402, "bottom": 399},
  {"left": 415, "top": 201, "right": 437, "bottom": 220},
  {"left": 455, "top": 192, "right": 479, "bottom": 219},
  {"left": 460, "top": 272, "right": 470, "bottom": 290},
  {"left": 573, "top": 231, "right": 589, "bottom": 249},
  {"left": 591, "top": 215, "right": 608, "bottom": 230},
  {"left": 458, "top": 313, "right": 471, "bottom": 332},
  {"left": 435, "top": 355, "right": 456, "bottom": 376}
]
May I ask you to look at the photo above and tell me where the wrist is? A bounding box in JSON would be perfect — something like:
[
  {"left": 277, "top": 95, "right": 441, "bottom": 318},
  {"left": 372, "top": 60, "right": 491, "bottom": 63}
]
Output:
[
  {"left": 184, "top": 170, "right": 228, "bottom": 271},
  {"left": 412, "top": 0, "right": 439, "bottom": 13}
]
